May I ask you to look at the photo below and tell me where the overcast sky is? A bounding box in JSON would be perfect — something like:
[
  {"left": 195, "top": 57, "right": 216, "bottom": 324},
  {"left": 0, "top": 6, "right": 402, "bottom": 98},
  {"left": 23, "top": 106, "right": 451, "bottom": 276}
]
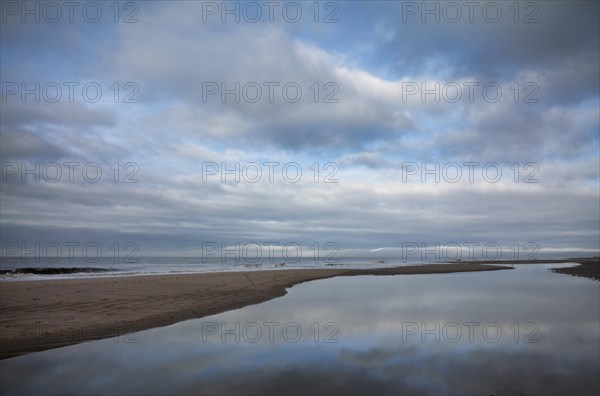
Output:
[{"left": 1, "top": 1, "right": 598, "bottom": 259}]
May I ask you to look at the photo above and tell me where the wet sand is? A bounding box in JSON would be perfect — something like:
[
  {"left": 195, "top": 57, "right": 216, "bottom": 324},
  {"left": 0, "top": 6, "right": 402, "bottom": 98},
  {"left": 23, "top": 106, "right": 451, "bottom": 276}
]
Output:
[
  {"left": 550, "top": 257, "right": 600, "bottom": 281},
  {"left": 0, "top": 263, "right": 510, "bottom": 359}
]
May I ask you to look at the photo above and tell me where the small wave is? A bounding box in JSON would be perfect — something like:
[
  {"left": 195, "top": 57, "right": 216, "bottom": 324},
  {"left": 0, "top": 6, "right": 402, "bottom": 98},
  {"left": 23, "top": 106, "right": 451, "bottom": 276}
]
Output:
[{"left": 0, "top": 267, "right": 116, "bottom": 275}]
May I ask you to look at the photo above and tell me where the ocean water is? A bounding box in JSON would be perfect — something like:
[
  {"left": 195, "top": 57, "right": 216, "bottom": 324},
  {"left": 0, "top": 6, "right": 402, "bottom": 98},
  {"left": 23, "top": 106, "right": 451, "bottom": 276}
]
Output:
[
  {"left": 0, "top": 256, "right": 425, "bottom": 281},
  {"left": 1, "top": 263, "right": 598, "bottom": 395}
]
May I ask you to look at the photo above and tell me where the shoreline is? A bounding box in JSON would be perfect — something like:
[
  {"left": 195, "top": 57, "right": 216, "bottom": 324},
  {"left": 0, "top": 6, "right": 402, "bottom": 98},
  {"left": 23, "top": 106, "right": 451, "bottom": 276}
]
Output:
[
  {"left": 1, "top": 259, "right": 597, "bottom": 359},
  {"left": 449, "top": 257, "right": 600, "bottom": 282}
]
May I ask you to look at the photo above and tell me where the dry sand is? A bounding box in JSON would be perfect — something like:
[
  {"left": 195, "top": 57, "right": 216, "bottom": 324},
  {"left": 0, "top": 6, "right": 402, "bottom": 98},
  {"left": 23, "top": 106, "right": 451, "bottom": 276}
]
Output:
[{"left": 0, "top": 263, "right": 511, "bottom": 359}]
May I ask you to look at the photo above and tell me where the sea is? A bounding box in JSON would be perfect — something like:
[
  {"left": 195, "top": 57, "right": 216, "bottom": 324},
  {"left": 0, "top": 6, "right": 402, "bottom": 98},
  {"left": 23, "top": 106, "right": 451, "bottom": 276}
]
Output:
[{"left": 0, "top": 256, "right": 423, "bottom": 281}]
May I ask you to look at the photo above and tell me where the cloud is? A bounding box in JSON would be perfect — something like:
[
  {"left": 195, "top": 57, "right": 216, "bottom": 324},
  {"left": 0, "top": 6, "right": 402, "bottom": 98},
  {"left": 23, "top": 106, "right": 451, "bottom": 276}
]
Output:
[
  {"left": 0, "top": 1, "right": 598, "bottom": 256},
  {"left": 367, "top": 1, "right": 599, "bottom": 80}
]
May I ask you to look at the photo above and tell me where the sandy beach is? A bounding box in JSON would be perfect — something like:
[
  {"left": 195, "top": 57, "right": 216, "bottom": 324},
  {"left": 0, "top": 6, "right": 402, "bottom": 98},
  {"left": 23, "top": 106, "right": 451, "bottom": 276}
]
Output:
[
  {"left": 0, "top": 263, "right": 516, "bottom": 359},
  {"left": 2, "top": 259, "right": 598, "bottom": 359}
]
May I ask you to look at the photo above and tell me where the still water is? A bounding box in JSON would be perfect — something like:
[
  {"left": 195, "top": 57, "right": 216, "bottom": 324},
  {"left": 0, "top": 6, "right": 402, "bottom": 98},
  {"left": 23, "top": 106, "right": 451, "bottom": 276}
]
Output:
[{"left": 1, "top": 264, "right": 598, "bottom": 395}]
